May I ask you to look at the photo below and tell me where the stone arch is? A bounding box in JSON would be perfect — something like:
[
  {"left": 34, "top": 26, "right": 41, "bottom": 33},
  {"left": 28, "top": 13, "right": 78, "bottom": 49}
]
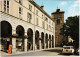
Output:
[
  {"left": 1, "top": 21, "right": 12, "bottom": 52},
  {"left": 45, "top": 33, "right": 48, "bottom": 48},
  {"left": 49, "top": 34, "right": 51, "bottom": 48},
  {"left": 27, "top": 28, "right": 33, "bottom": 50},
  {"left": 16, "top": 25, "right": 25, "bottom": 51},
  {"left": 52, "top": 35, "right": 54, "bottom": 48},
  {"left": 35, "top": 30, "right": 39, "bottom": 49},
  {"left": 16, "top": 25, "right": 25, "bottom": 36},
  {"left": 41, "top": 32, "right": 44, "bottom": 49},
  {"left": 1, "top": 21, "right": 12, "bottom": 37}
]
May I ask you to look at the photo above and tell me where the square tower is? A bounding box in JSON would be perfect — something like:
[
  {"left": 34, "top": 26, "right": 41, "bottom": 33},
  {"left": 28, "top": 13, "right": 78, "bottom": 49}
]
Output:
[{"left": 51, "top": 8, "right": 65, "bottom": 46}]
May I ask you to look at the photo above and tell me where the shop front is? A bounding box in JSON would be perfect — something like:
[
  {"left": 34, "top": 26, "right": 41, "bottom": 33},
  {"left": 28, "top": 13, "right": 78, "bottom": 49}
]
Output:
[{"left": 1, "top": 21, "right": 12, "bottom": 53}]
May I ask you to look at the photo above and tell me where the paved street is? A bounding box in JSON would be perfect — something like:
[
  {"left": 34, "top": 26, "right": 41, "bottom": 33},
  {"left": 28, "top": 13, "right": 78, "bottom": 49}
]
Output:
[{"left": 2, "top": 47, "right": 78, "bottom": 56}]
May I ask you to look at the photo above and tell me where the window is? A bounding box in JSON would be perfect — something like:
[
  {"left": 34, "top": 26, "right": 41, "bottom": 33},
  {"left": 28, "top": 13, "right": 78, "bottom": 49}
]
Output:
[
  {"left": 42, "top": 21, "right": 44, "bottom": 28},
  {"left": 45, "top": 17, "right": 48, "bottom": 22},
  {"left": 36, "top": 18, "right": 39, "bottom": 26},
  {"left": 52, "top": 22, "right": 54, "bottom": 25},
  {"left": 27, "top": 13, "right": 32, "bottom": 23},
  {"left": 4, "top": 0, "right": 9, "bottom": 13},
  {"left": 42, "top": 14, "right": 43, "bottom": 19},
  {"left": 49, "top": 20, "right": 51, "bottom": 24},
  {"left": 19, "top": 7, "right": 22, "bottom": 14},
  {"left": 57, "top": 19, "right": 60, "bottom": 24},
  {"left": 19, "top": 7, "right": 23, "bottom": 18},
  {"left": 29, "top": 5, "right": 32, "bottom": 11},
  {"left": 49, "top": 25, "right": 51, "bottom": 30},
  {"left": 19, "top": 0, "right": 22, "bottom": 4},
  {"left": 4, "top": 1, "right": 6, "bottom": 12},
  {"left": 7, "top": 0, "right": 9, "bottom": 13},
  {"left": 36, "top": 10, "right": 38, "bottom": 15},
  {"left": 47, "top": 24, "right": 48, "bottom": 30},
  {"left": 52, "top": 27, "right": 54, "bottom": 31}
]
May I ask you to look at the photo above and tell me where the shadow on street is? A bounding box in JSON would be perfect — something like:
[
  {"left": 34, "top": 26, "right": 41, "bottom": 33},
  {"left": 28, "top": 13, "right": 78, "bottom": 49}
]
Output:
[
  {"left": 58, "top": 53, "right": 79, "bottom": 56},
  {"left": 43, "top": 49, "right": 62, "bottom": 53},
  {"left": 58, "top": 53, "right": 71, "bottom": 56}
]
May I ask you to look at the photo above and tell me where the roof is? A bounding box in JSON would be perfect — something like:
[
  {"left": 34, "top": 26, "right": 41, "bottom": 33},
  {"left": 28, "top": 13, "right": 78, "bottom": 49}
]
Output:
[
  {"left": 52, "top": 8, "right": 64, "bottom": 14},
  {"left": 29, "top": 1, "right": 52, "bottom": 19}
]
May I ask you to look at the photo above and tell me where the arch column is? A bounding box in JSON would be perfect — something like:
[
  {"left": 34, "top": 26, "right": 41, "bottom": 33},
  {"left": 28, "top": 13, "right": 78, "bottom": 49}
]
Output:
[
  {"left": 24, "top": 32, "right": 27, "bottom": 52},
  {"left": 39, "top": 34, "right": 41, "bottom": 50},
  {"left": 48, "top": 37, "right": 49, "bottom": 49},
  {"left": 44, "top": 34, "right": 46, "bottom": 49},
  {"left": 33, "top": 32, "right": 35, "bottom": 51},
  {"left": 54, "top": 35, "right": 55, "bottom": 48},
  {"left": 12, "top": 30, "right": 16, "bottom": 54},
  {"left": 54, "top": 24, "right": 55, "bottom": 48},
  {"left": 51, "top": 37, "right": 52, "bottom": 48},
  {"left": 24, "top": 38, "right": 27, "bottom": 52}
]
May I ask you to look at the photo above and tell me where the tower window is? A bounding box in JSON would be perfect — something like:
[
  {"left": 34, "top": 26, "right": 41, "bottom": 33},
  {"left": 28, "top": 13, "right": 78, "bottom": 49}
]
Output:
[{"left": 57, "top": 19, "right": 60, "bottom": 24}]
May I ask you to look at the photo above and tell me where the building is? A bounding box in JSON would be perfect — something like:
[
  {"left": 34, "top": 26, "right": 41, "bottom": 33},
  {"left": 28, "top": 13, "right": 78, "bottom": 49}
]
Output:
[
  {"left": 51, "top": 8, "right": 65, "bottom": 46},
  {"left": 0, "top": 0, "right": 55, "bottom": 53}
]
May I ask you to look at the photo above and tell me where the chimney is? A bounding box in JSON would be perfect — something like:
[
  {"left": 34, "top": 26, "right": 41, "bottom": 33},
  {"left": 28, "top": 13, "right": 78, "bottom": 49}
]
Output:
[{"left": 40, "top": 5, "right": 44, "bottom": 9}]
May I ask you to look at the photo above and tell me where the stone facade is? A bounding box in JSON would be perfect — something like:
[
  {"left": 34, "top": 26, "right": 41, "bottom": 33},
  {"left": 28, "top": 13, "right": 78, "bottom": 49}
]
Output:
[{"left": 0, "top": 0, "right": 55, "bottom": 53}]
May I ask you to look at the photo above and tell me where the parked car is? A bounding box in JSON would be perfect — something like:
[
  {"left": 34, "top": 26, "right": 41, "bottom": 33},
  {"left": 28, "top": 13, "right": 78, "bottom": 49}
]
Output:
[{"left": 62, "top": 46, "right": 74, "bottom": 54}]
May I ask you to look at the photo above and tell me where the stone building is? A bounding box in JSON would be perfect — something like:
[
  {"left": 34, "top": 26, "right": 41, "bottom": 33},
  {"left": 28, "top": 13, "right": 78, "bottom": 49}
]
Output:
[
  {"left": 51, "top": 8, "right": 65, "bottom": 46},
  {"left": 0, "top": 0, "right": 55, "bottom": 53}
]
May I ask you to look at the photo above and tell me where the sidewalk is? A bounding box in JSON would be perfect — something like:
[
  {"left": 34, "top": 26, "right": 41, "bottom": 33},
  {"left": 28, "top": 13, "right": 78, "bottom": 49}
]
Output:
[
  {"left": 0, "top": 47, "right": 63, "bottom": 56},
  {"left": 0, "top": 51, "right": 27, "bottom": 56}
]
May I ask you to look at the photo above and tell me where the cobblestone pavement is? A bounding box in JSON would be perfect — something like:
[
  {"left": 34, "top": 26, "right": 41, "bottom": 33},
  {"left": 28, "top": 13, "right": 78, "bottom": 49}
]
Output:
[{"left": 1, "top": 48, "right": 79, "bottom": 56}]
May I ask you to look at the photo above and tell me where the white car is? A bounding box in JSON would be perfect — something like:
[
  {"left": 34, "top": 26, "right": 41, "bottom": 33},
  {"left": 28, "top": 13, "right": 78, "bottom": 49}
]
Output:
[{"left": 62, "top": 46, "right": 74, "bottom": 54}]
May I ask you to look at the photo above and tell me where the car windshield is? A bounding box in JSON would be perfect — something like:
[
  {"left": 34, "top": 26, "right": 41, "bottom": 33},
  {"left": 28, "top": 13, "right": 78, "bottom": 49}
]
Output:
[{"left": 64, "top": 47, "right": 70, "bottom": 49}]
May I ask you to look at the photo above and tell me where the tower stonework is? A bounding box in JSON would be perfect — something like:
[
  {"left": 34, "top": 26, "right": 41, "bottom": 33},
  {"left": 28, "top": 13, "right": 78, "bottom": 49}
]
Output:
[{"left": 51, "top": 8, "right": 65, "bottom": 46}]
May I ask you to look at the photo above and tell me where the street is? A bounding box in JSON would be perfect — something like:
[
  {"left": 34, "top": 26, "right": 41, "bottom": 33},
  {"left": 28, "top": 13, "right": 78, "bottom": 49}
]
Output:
[{"left": 6, "top": 48, "right": 78, "bottom": 56}]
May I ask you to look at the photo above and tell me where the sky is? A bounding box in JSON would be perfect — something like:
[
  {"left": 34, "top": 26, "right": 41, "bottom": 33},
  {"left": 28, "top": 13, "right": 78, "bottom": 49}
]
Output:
[{"left": 34, "top": 0, "right": 79, "bottom": 21}]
